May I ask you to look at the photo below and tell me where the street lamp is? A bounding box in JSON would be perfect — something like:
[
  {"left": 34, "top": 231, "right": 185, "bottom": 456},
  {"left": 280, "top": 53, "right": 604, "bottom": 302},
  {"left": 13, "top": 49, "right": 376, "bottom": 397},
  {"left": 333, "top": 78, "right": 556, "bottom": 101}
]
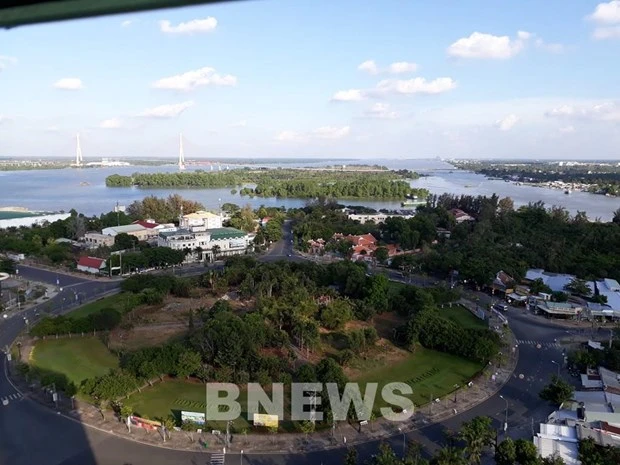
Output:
[
  {"left": 398, "top": 426, "right": 406, "bottom": 458},
  {"left": 240, "top": 449, "right": 243, "bottom": 465},
  {"left": 499, "top": 395, "right": 508, "bottom": 432},
  {"left": 551, "top": 360, "right": 561, "bottom": 377}
]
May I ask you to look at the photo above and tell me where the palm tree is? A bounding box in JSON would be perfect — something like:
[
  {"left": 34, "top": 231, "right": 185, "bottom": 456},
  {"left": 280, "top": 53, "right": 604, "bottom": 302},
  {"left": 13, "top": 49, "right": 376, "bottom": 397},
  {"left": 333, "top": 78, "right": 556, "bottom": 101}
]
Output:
[
  {"left": 458, "top": 416, "right": 495, "bottom": 465},
  {"left": 211, "top": 244, "right": 221, "bottom": 262},
  {"left": 431, "top": 446, "right": 467, "bottom": 465}
]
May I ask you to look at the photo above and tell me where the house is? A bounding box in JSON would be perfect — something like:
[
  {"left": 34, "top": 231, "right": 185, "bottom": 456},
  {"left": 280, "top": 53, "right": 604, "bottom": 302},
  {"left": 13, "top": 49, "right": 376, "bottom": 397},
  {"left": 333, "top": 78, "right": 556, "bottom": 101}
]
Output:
[
  {"left": 307, "top": 238, "right": 325, "bottom": 254},
  {"left": 347, "top": 212, "right": 414, "bottom": 225},
  {"left": 533, "top": 423, "right": 580, "bottom": 465},
  {"left": 449, "top": 208, "right": 475, "bottom": 223},
  {"left": 259, "top": 217, "right": 271, "bottom": 227},
  {"left": 525, "top": 269, "right": 576, "bottom": 293},
  {"left": 535, "top": 301, "right": 583, "bottom": 319},
  {"left": 180, "top": 211, "right": 223, "bottom": 230},
  {"left": 101, "top": 224, "right": 151, "bottom": 241},
  {"left": 77, "top": 256, "right": 106, "bottom": 274},
  {"left": 491, "top": 270, "right": 515, "bottom": 296},
  {"left": 83, "top": 232, "right": 115, "bottom": 248}
]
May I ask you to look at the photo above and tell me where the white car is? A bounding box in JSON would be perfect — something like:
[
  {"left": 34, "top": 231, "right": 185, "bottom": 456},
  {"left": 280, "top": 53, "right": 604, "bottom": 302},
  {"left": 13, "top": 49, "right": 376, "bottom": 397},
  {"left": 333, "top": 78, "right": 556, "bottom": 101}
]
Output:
[{"left": 2, "top": 314, "right": 7, "bottom": 319}]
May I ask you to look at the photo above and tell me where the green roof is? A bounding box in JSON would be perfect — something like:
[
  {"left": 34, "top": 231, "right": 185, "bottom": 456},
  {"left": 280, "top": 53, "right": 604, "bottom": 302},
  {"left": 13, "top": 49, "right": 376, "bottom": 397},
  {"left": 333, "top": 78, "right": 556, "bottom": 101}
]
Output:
[
  {"left": 208, "top": 227, "right": 247, "bottom": 240},
  {"left": 0, "top": 210, "right": 59, "bottom": 220}
]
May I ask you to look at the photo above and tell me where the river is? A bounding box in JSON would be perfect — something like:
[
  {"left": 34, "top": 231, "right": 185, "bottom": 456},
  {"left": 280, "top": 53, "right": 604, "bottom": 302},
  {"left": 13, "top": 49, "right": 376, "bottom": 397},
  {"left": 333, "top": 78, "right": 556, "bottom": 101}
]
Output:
[{"left": 0, "top": 159, "right": 618, "bottom": 221}]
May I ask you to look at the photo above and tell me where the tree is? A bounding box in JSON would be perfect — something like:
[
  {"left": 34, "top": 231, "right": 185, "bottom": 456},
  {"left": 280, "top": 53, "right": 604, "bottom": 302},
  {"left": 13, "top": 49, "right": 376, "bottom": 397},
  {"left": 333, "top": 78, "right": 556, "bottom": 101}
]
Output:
[
  {"left": 458, "top": 416, "right": 495, "bottom": 465},
  {"left": 344, "top": 447, "right": 358, "bottom": 465},
  {"left": 431, "top": 446, "right": 466, "bottom": 465},
  {"left": 613, "top": 208, "right": 620, "bottom": 225},
  {"left": 515, "top": 439, "right": 540, "bottom": 465},
  {"left": 175, "top": 350, "right": 202, "bottom": 379},
  {"left": 539, "top": 375, "right": 574, "bottom": 405},
  {"left": 299, "top": 420, "right": 315, "bottom": 438},
  {"left": 541, "top": 455, "right": 566, "bottom": 465},
  {"left": 373, "top": 247, "right": 389, "bottom": 264},
  {"left": 120, "top": 404, "right": 133, "bottom": 424},
  {"left": 564, "top": 278, "right": 592, "bottom": 297},
  {"left": 114, "top": 233, "right": 138, "bottom": 251},
  {"left": 0, "top": 258, "right": 16, "bottom": 274},
  {"left": 495, "top": 438, "right": 517, "bottom": 465}
]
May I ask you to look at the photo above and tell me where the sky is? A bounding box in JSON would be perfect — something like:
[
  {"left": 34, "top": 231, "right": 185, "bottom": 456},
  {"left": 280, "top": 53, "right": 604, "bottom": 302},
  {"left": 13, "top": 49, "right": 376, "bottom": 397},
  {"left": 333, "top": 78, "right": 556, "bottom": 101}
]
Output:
[{"left": 1, "top": 0, "right": 620, "bottom": 160}]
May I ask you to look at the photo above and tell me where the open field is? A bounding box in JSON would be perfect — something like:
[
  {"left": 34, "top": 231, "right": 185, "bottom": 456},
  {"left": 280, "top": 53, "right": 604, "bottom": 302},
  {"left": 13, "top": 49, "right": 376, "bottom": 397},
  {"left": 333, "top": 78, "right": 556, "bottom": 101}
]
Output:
[
  {"left": 126, "top": 379, "right": 299, "bottom": 432},
  {"left": 30, "top": 337, "right": 118, "bottom": 384},
  {"left": 439, "top": 305, "right": 487, "bottom": 329},
  {"left": 355, "top": 345, "right": 484, "bottom": 412},
  {"left": 67, "top": 292, "right": 127, "bottom": 319}
]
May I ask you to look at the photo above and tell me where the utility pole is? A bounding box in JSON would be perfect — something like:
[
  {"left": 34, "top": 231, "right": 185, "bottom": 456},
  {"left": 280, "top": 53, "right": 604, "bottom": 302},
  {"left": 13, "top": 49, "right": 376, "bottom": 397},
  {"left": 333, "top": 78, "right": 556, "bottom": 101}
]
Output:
[{"left": 429, "top": 392, "right": 433, "bottom": 414}]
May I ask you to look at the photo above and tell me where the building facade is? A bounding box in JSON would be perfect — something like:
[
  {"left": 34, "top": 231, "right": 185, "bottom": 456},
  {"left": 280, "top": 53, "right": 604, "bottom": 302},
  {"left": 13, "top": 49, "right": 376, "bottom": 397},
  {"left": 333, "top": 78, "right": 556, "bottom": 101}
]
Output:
[{"left": 157, "top": 227, "right": 251, "bottom": 262}]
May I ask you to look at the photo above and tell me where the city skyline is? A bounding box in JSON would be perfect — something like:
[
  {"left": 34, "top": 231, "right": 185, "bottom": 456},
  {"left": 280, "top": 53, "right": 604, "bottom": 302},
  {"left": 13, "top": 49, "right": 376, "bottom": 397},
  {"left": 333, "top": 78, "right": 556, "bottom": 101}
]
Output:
[{"left": 1, "top": 0, "right": 620, "bottom": 159}]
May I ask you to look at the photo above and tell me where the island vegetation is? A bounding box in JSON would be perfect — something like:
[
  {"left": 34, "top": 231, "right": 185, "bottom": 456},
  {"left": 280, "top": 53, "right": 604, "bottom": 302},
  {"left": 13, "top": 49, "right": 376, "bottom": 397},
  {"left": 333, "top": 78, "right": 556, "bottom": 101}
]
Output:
[
  {"left": 452, "top": 160, "right": 620, "bottom": 196},
  {"left": 105, "top": 168, "right": 427, "bottom": 200}
]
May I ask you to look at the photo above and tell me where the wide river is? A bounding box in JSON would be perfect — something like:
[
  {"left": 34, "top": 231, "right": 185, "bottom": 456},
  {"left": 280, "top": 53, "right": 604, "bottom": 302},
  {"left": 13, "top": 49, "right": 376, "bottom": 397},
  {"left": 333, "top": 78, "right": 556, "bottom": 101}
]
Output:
[{"left": 0, "top": 159, "right": 618, "bottom": 221}]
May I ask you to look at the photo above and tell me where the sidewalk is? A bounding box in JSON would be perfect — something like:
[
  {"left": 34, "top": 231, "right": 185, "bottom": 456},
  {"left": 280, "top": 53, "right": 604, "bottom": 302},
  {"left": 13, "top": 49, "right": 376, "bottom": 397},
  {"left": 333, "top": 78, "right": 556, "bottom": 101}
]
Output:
[{"left": 7, "top": 298, "right": 519, "bottom": 454}]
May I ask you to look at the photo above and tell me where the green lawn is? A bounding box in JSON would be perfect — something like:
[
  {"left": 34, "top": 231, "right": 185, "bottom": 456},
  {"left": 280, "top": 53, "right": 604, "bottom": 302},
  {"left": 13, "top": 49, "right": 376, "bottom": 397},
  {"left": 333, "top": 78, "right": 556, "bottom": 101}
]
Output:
[
  {"left": 439, "top": 305, "right": 487, "bottom": 329},
  {"left": 67, "top": 292, "right": 135, "bottom": 319},
  {"left": 126, "top": 379, "right": 299, "bottom": 433},
  {"left": 354, "top": 346, "right": 483, "bottom": 411},
  {"left": 31, "top": 337, "right": 118, "bottom": 385}
]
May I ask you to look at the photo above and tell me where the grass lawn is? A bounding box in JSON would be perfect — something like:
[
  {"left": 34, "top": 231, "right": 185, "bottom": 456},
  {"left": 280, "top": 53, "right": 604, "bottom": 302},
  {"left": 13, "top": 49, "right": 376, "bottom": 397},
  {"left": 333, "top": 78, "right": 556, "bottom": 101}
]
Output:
[
  {"left": 31, "top": 337, "right": 118, "bottom": 385},
  {"left": 354, "top": 346, "right": 483, "bottom": 412},
  {"left": 439, "top": 305, "right": 487, "bottom": 329},
  {"left": 67, "top": 292, "right": 134, "bottom": 319},
  {"left": 126, "top": 379, "right": 301, "bottom": 433}
]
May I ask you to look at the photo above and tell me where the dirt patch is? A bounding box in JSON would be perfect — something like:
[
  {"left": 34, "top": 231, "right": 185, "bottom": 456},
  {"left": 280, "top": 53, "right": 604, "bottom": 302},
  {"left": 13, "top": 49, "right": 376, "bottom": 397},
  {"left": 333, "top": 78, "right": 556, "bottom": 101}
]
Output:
[
  {"left": 373, "top": 311, "right": 407, "bottom": 339},
  {"left": 108, "top": 324, "right": 187, "bottom": 351},
  {"left": 344, "top": 338, "right": 409, "bottom": 379}
]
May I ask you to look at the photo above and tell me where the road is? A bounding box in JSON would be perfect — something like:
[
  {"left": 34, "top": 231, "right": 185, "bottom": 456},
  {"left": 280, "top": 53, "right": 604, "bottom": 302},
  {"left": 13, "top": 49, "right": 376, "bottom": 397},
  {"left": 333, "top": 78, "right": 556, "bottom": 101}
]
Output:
[{"left": 0, "top": 255, "right": 566, "bottom": 465}]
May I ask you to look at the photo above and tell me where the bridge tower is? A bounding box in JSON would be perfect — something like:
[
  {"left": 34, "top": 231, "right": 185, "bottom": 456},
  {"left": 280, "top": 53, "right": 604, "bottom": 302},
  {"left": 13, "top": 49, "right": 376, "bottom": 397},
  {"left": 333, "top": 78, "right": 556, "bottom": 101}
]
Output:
[{"left": 178, "top": 133, "right": 186, "bottom": 171}]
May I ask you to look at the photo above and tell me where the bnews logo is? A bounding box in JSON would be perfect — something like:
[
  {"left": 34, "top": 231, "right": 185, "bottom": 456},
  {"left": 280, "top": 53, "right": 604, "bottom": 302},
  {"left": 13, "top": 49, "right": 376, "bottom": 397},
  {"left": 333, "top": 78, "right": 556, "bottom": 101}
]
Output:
[{"left": 203, "top": 382, "right": 414, "bottom": 422}]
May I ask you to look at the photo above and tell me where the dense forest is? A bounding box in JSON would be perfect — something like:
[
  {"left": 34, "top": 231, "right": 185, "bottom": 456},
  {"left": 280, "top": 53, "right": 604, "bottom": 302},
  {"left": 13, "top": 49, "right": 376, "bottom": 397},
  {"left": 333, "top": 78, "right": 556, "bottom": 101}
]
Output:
[
  {"left": 105, "top": 169, "right": 428, "bottom": 200},
  {"left": 293, "top": 195, "right": 620, "bottom": 287}
]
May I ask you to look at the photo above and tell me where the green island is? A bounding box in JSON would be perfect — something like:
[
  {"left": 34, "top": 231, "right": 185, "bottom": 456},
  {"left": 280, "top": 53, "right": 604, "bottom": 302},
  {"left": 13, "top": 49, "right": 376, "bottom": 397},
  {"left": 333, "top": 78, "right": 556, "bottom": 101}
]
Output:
[
  {"left": 18, "top": 257, "right": 496, "bottom": 433},
  {"left": 452, "top": 160, "right": 620, "bottom": 196},
  {"left": 105, "top": 168, "right": 427, "bottom": 199}
]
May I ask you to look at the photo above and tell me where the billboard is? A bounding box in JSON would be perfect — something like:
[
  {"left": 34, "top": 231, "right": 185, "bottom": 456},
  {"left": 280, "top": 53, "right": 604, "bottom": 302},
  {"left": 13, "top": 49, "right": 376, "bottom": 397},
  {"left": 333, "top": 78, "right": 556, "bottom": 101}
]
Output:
[
  {"left": 181, "top": 411, "right": 206, "bottom": 425},
  {"left": 129, "top": 416, "right": 161, "bottom": 431},
  {"left": 253, "top": 413, "right": 279, "bottom": 427},
  {"left": 229, "top": 239, "right": 246, "bottom": 249}
]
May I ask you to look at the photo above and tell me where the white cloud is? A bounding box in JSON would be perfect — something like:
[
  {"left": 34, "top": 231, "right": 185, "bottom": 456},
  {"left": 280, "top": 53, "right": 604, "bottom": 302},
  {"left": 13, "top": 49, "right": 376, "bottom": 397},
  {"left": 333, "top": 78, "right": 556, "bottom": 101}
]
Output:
[
  {"left": 447, "top": 31, "right": 527, "bottom": 59},
  {"left": 375, "top": 77, "right": 457, "bottom": 95},
  {"left": 121, "top": 20, "right": 133, "bottom": 27},
  {"left": 587, "top": 1, "right": 620, "bottom": 24},
  {"left": 357, "top": 60, "right": 418, "bottom": 75},
  {"left": 388, "top": 61, "right": 418, "bottom": 74},
  {"left": 364, "top": 103, "right": 398, "bottom": 119},
  {"left": 138, "top": 101, "right": 195, "bottom": 119},
  {"left": 152, "top": 67, "right": 237, "bottom": 91},
  {"left": 358, "top": 60, "right": 378, "bottom": 75},
  {"left": 546, "top": 101, "right": 620, "bottom": 122},
  {"left": 53, "top": 78, "right": 84, "bottom": 90},
  {"left": 592, "top": 26, "right": 620, "bottom": 39},
  {"left": 331, "top": 89, "right": 365, "bottom": 102},
  {"left": 587, "top": 2, "right": 620, "bottom": 39},
  {"left": 312, "top": 126, "right": 350, "bottom": 139},
  {"left": 535, "top": 38, "right": 564, "bottom": 53},
  {"left": 275, "top": 125, "right": 350, "bottom": 142},
  {"left": 495, "top": 114, "right": 519, "bottom": 131},
  {"left": 159, "top": 17, "right": 217, "bottom": 34},
  {"left": 559, "top": 125, "right": 575, "bottom": 133},
  {"left": 100, "top": 118, "right": 123, "bottom": 129},
  {"left": 0, "top": 55, "right": 16, "bottom": 71}
]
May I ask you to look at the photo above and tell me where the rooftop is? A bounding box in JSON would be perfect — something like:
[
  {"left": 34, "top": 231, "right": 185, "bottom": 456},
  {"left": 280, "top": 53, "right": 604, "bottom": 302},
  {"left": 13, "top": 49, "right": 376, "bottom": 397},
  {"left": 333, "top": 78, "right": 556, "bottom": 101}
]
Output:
[
  {"left": 208, "top": 227, "right": 247, "bottom": 240},
  {"left": 183, "top": 210, "right": 220, "bottom": 219},
  {"left": 77, "top": 256, "right": 106, "bottom": 269}
]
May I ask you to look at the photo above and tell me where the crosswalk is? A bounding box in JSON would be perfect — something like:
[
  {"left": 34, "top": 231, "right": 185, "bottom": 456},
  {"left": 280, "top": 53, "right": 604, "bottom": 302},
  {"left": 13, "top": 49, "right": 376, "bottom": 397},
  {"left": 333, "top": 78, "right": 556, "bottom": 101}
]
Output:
[
  {"left": 516, "top": 339, "right": 561, "bottom": 348},
  {"left": 1, "top": 392, "right": 23, "bottom": 406},
  {"left": 210, "top": 453, "right": 225, "bottom": 465}
]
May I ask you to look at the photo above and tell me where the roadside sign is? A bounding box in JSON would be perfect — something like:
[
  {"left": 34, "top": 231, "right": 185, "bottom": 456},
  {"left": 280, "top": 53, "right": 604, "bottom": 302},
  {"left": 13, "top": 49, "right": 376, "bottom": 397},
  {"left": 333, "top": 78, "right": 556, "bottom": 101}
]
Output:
[{"left": 6, "top": 353, "right": 11, "bottom": 362}]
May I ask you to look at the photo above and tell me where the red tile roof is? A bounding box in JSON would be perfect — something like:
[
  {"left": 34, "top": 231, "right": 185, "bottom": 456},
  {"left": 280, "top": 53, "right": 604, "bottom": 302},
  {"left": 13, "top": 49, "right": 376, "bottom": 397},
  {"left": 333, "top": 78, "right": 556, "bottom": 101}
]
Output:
[
  {"left": 77, "top": 256, "right": 106, "bottom": 269},
  {"left": 133, "top": 220, "right": 159, "bottom": 229}
]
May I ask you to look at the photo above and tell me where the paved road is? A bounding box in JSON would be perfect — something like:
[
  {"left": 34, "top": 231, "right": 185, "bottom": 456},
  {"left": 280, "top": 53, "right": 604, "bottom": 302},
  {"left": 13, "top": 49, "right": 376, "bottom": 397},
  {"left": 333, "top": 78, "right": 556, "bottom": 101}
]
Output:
[{"left": 0, "top": 260, "right": 566, "bottom": 465}]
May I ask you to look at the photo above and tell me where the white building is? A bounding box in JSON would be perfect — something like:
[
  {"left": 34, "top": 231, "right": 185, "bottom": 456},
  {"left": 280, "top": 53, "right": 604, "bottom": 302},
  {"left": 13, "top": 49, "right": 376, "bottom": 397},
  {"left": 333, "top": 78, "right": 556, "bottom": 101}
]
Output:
[
  {"left": 347, "top": 213, "right": 415, "bottom": 224},
  {"left": 158, "top": 227, "right": 251, "bottom": 261},
  {"left": 180, "top": 211, "right": 223, "bottom": 230},
  {"left": 77, "top": 256, "right": 107, "bottom": 274},
  {"left": 534, "top": 423, "right": 580, "bottom": 465}
]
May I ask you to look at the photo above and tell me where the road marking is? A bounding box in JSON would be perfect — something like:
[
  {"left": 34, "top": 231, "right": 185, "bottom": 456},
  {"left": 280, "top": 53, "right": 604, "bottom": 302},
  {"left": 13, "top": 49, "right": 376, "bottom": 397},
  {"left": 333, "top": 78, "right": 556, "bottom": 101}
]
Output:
[
  {"left": 210, "top": 453, "right": 225, "bottom": 464},
  {"left": 1, "top": 397, "right": 8, "bottom": 406},
  {"left": 516, "top": 339, "right": 560, "bottom": 348}
]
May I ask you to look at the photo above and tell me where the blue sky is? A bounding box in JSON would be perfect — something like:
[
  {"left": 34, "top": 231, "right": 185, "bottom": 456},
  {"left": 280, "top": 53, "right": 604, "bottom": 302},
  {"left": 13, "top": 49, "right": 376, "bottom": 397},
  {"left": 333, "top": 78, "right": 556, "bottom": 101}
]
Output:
[{"left": 1, "top": 0, "right": 620, "bottom": 159}]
